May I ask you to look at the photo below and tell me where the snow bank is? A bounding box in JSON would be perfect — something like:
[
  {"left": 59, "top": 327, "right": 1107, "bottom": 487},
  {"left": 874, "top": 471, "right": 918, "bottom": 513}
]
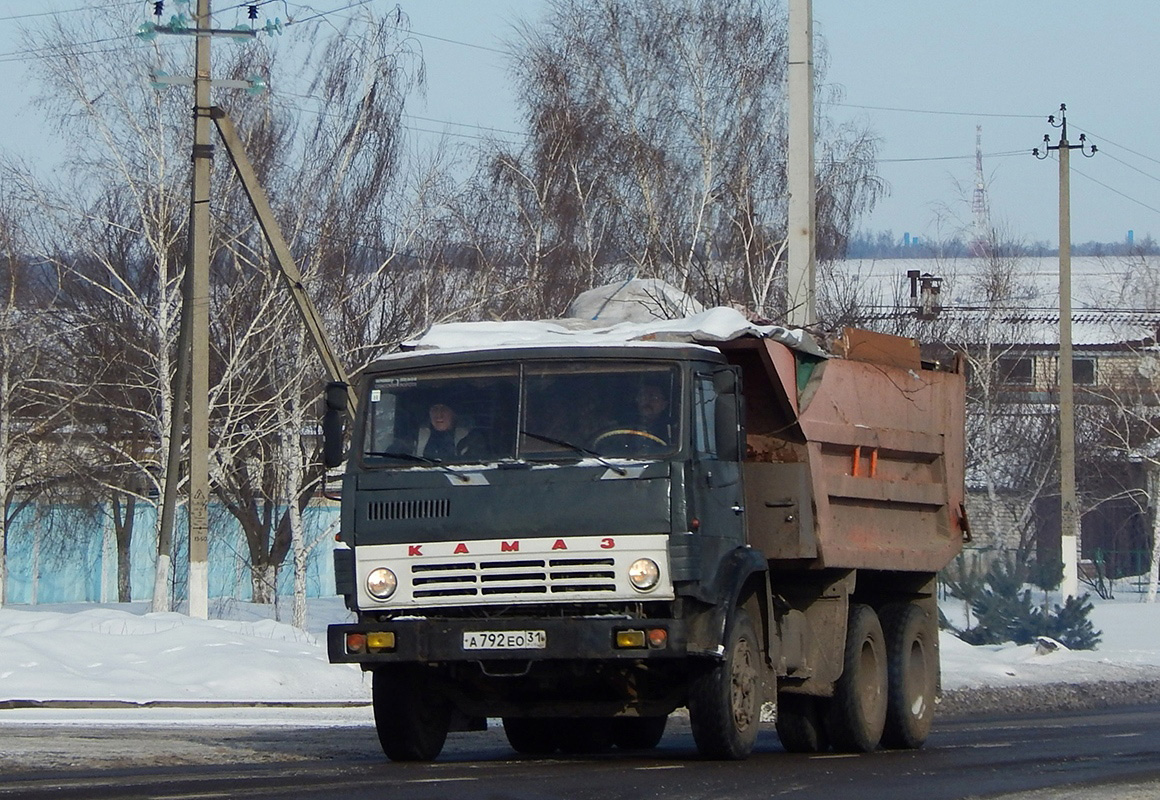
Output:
[
  {"left": 0, "top": 604, "right": 368, "bottom": 704},
  {"left": 4, "top": 595, "right": 1160, "bottom": 710}
]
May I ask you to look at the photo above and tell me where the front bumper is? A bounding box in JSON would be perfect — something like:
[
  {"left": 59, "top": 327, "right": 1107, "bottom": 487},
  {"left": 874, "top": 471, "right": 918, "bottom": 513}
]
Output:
[{"left": 328, "top": 616, "right": 688, "bottom": 664}]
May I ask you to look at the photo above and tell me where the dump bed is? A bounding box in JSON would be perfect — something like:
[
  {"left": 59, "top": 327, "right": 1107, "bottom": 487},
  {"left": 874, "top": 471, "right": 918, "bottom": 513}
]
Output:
[{"left": 718, "top": 328, "right": 966, "bottom": 574}]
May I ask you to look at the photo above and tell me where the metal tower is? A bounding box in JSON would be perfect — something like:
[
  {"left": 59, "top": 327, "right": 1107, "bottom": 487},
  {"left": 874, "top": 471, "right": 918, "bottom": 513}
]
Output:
[{"left": 971, "top": 124, "right": 990, "bottom": 255}]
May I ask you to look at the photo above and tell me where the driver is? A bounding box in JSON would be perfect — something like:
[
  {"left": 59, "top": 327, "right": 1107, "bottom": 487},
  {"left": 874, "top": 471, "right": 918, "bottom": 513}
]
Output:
[
  {"left": 634, "top": 381, "right": 672, "bottom": 444},
  {"left": 592, "top": 380, "right": 672, "bottom": 454}
]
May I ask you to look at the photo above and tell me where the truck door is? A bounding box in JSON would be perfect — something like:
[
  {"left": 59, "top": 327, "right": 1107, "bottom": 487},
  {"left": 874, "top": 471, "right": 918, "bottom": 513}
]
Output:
[{"left": 689, "top": 370, "right": 746, "bottom": 566}]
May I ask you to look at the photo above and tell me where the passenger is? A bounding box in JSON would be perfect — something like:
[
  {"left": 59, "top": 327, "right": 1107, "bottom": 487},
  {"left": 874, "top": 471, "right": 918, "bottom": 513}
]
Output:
[{"left": 415, "top": 401, "right": 486, "bottom": 461}]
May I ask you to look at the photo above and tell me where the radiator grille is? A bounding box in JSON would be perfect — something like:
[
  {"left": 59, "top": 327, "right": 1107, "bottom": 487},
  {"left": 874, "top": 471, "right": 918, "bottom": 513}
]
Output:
[
  {"left": 411, "top": 556, "right": 617, "bottom": 599},
  {"left": 367, "top": 498, "right": 450, "bottom": 522}
]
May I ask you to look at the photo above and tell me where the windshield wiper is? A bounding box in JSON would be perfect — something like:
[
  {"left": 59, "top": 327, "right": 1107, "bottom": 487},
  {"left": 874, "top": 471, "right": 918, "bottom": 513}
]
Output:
[
  {"left": 519, "top": 430, "right": 627, "bottom": 476},
  {"left": 363, "top": 450, "right": 471, "bottom": 483}
]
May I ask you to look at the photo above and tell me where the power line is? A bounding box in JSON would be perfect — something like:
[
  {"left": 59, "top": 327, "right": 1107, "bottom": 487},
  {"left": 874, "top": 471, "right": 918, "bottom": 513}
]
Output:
[
  {"left": 1071, "top": 163, "right": 1160, "bottom": 218},
  {"left": 0, "top": 2, "right": 137, "bottom": 22},
  {"left": 1097, "top": 150, "right": 1160, "bottom": 187},
  {"left": 834, "top": 101, "right": 1041, "bottom": 120},
  {"left": 282, "top": 0, "right": 375, "bottom": 26},
  {"left": 268, "top": 95, "right": 522, "bottom": 144},
  {"left": 1074, "top": 125, "right": 1160, "bottom": 170},
  {"left": 402, "top": 27, "right": 507, "bottom": 55},
  {"left": 276, "top": 88, "right": 524, "bottom": 137},
  {"left": 876, "top": 148, "right": 1025, "bottom": 162},
  {"left": 0, "top": 36, "right": 138, "bottom": 65}
]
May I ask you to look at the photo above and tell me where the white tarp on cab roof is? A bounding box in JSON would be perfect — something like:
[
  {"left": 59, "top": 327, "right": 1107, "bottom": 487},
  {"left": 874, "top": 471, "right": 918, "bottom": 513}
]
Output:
[
  {"left": 567, "top": 277, "right": 705, "bottom": 322},
  {"left": 404, "top": 306, "right": 823, "bottom": 356}
]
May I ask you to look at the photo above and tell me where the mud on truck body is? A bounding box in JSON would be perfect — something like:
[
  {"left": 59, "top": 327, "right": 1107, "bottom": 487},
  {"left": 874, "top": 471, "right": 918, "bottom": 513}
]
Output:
[{"left": 324, "top": 310, "right": 966, "bottom": 761}]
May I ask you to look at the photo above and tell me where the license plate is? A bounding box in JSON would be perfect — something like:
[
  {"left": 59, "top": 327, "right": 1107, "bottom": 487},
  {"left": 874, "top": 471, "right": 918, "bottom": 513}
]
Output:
[{"left": 462, "top": 630, "right": 547, "bottom": 650}]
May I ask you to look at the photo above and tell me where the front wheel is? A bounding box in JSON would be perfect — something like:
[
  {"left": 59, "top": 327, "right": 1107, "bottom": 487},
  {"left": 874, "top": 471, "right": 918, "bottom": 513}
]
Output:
[
  {"left": 688, "top": 608, "right": 761, "bottom": 760},
  {"left": 372, "top": 666, "right": 451, "bottom": 762}
]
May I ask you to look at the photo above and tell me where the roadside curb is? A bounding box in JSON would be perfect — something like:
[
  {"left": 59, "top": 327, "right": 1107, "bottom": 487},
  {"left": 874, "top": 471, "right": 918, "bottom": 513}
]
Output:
[
  {"left": 937, "top": 680, "right": 1160, "bottom": 717},
  {"left": 0, "top": 699, "right": 371, "bottom": 710},
  {"left": 5, "top": 680, "right": 1159, "bottom": 716}
]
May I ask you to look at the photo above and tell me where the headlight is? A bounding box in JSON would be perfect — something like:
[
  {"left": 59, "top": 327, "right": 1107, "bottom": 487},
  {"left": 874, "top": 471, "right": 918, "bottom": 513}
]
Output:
[
  {"left": 366, "top": 567, "right": 397, "bottom": 599},
  {"left": 627, "top": 558, "right": 660, "bottom": 591}
]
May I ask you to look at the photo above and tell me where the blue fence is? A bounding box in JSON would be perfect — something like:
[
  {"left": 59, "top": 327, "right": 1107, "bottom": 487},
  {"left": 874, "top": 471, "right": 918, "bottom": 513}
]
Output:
[{"left": 3, "top": 501, "right": 341, "bottom": 605}]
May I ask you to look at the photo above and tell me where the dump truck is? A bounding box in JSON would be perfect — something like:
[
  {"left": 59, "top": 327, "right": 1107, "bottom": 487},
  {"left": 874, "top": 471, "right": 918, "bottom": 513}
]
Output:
[{"left": 324, "top": 307, "right": 966, "bottom": 761}]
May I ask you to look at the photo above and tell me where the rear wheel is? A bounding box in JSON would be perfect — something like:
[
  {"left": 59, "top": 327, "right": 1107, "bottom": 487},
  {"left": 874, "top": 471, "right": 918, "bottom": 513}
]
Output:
[
  {"left": 556, "top": 718, "right": 614, "bottom": 753},
  {"left": 688, "top": 608, "right": 761, "bottom": 760},
  {"left": 879, "top": 602, "right": 938, "bottom": 749},
  {"left": 502, "top": 717, "right": 559, "bottom": 756},
  {"left": 611, "top": 716, "right": 668, "bottom": 750},
  {"left": 372, "top": 666, "right": 451, "bottom": 762},
  {"left": 775, "top": 692, "right": 830, "bottom": 753},
  {"left": 826, "top": 604, "right": 888, "bottom": 753}
]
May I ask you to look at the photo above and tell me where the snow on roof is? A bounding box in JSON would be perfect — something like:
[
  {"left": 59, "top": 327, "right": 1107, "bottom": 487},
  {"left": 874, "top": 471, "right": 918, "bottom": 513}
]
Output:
[
  {"left": 836, "top": 256, "right": 1160, "bottom": 346},
  {"left": 404, "top": 306, "right": 822, "bottom": 356}
]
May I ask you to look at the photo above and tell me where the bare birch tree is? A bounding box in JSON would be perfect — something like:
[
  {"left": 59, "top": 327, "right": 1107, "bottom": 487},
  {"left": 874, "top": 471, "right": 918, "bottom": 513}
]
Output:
[
  {"left": 471, "top": 0, "right": 881, "bottom": 320},
  {"left": 0, "top": 189, "right": 76, "bottom": 606}
]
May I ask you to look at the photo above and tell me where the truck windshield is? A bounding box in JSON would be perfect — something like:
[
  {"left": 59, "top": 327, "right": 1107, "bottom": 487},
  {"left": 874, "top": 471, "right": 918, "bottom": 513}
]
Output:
[{"left": 362, "top": 361, "right": 680, "bottom": 465}]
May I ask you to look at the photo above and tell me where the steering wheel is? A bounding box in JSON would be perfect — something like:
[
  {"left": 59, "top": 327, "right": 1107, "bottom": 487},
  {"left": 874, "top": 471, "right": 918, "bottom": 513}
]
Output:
[{"left": 592, "top": 428, "right": 667, "bottom": 447}]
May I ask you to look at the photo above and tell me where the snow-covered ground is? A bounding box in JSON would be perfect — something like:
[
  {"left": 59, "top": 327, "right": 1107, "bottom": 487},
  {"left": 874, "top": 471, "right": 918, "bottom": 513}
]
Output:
[{"left": 3, "top": 594, "right": 1160, "bottom": 725}]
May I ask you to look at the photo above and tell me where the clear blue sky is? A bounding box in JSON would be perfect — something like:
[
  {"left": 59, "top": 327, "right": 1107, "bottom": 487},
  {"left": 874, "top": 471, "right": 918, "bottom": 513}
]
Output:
[{"left": 3, "top": 1, "right": 1157, "bottom": 247}]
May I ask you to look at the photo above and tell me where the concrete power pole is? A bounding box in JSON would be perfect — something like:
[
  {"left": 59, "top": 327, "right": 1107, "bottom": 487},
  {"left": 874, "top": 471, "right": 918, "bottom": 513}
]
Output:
[
  {"left": 786, "top": 0, "right": 816, "bottom": 329},
  {"left": 149, "top": 6, "right": 351, "bottom": 618},
  {"left": 187, "top": 0, "right": 213, "bottom": 619},
  {"left": 1034, "top": 104, "right": 1096, "bottom": 599}
]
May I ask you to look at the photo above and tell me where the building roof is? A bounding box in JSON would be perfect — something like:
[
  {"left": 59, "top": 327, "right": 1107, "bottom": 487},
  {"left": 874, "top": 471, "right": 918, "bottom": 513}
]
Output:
[{"left": 834, "top": 256, "right": 1160, "bottom": 346}]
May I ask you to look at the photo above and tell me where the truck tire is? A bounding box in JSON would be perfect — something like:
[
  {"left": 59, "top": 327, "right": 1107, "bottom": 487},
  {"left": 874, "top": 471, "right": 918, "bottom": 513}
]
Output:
[
  {"left": 775, "top": 692, "right": 830, "bottom": 753},
  {"left": 372, "top": 666, "right": 450, "bottom": 761},
  {"left": 879, "top": 602, "right": 937, "bottom": 749},
  {"left": 556, "top": 719, "right": 615, "bottom": 753},
  {"left": 688, "top": 608, "right": 760, "bottom": 760},
  {"left": 826, "top": 603, "right": 887, "bottom": 753},
  {"left": 502, "top": 717, "right": 559, "bottom": 756},
  {"left": 612, "top": 716, "right": 668, "bottom": 750}
]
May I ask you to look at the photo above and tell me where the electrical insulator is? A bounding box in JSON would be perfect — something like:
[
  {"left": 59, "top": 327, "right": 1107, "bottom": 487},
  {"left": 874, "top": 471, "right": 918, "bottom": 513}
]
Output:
[
  {"left": 248, "top": 5, "right": 258, "bottom": 20},
  {"left": 153, "top": 1, "right": 164, "bottom": 17}
]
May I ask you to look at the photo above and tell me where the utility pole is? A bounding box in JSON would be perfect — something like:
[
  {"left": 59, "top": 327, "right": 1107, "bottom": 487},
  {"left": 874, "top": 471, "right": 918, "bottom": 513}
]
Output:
[
  {"left": 786, "top": 0, "right": 816, "bottom": 329},
  {"left": 187, "top": 0, "right": 213, "bottom": 619},
  {"left": 146, "top": 6, "right": 349, "bottom": 617},
  {"left": 1034, "top": 104, "right": 1096, "bottom": 599}
]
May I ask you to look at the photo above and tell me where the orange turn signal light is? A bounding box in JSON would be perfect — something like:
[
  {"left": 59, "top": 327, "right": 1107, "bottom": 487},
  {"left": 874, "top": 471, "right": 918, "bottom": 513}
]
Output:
[
  {"left": 367, "top": 631, "right": 396, "bottom": 652},
  {"left": 615, "top": 629, "right": 647, "bottom": 648}
]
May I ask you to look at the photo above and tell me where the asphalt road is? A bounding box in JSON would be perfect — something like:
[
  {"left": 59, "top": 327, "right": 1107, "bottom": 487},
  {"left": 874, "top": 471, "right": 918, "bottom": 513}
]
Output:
[{"left": 3, "top": 706, "right": 1160, "bottom": 800}]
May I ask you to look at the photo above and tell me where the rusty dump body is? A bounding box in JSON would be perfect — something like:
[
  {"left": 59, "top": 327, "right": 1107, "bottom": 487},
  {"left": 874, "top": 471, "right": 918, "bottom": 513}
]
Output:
[{"left": 719, "top": 327, "right": 967, "bottom": 574}]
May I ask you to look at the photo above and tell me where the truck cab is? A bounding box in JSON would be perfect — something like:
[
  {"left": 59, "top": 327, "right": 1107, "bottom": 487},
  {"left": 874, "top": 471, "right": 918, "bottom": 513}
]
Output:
[{"left": 327, "top": 343, "right": 761, "bottom": 756}]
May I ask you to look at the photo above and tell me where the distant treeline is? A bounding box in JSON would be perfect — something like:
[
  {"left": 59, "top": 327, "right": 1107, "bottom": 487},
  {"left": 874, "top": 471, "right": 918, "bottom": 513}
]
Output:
[{"left": 845, "top": 230, "right": 1160, "bottom": 259}]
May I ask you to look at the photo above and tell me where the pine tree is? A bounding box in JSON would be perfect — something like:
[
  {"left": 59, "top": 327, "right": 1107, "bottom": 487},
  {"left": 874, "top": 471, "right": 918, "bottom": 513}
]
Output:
[
  {"left": 1044, "top": 594, "right": 1102, "bottom": 650},
  {"left": 951, "top": 554, "right": 1102, "bottom": 650}
]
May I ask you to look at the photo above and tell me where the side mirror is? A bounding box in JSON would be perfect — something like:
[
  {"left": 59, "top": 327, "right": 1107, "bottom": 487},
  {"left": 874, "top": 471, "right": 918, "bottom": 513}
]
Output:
[
  {"left": 713, "top": 368, "right": 743, "bottom": 462},
  {"left": 323, "top": 381, "right": 348, "bottom": 469}
]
